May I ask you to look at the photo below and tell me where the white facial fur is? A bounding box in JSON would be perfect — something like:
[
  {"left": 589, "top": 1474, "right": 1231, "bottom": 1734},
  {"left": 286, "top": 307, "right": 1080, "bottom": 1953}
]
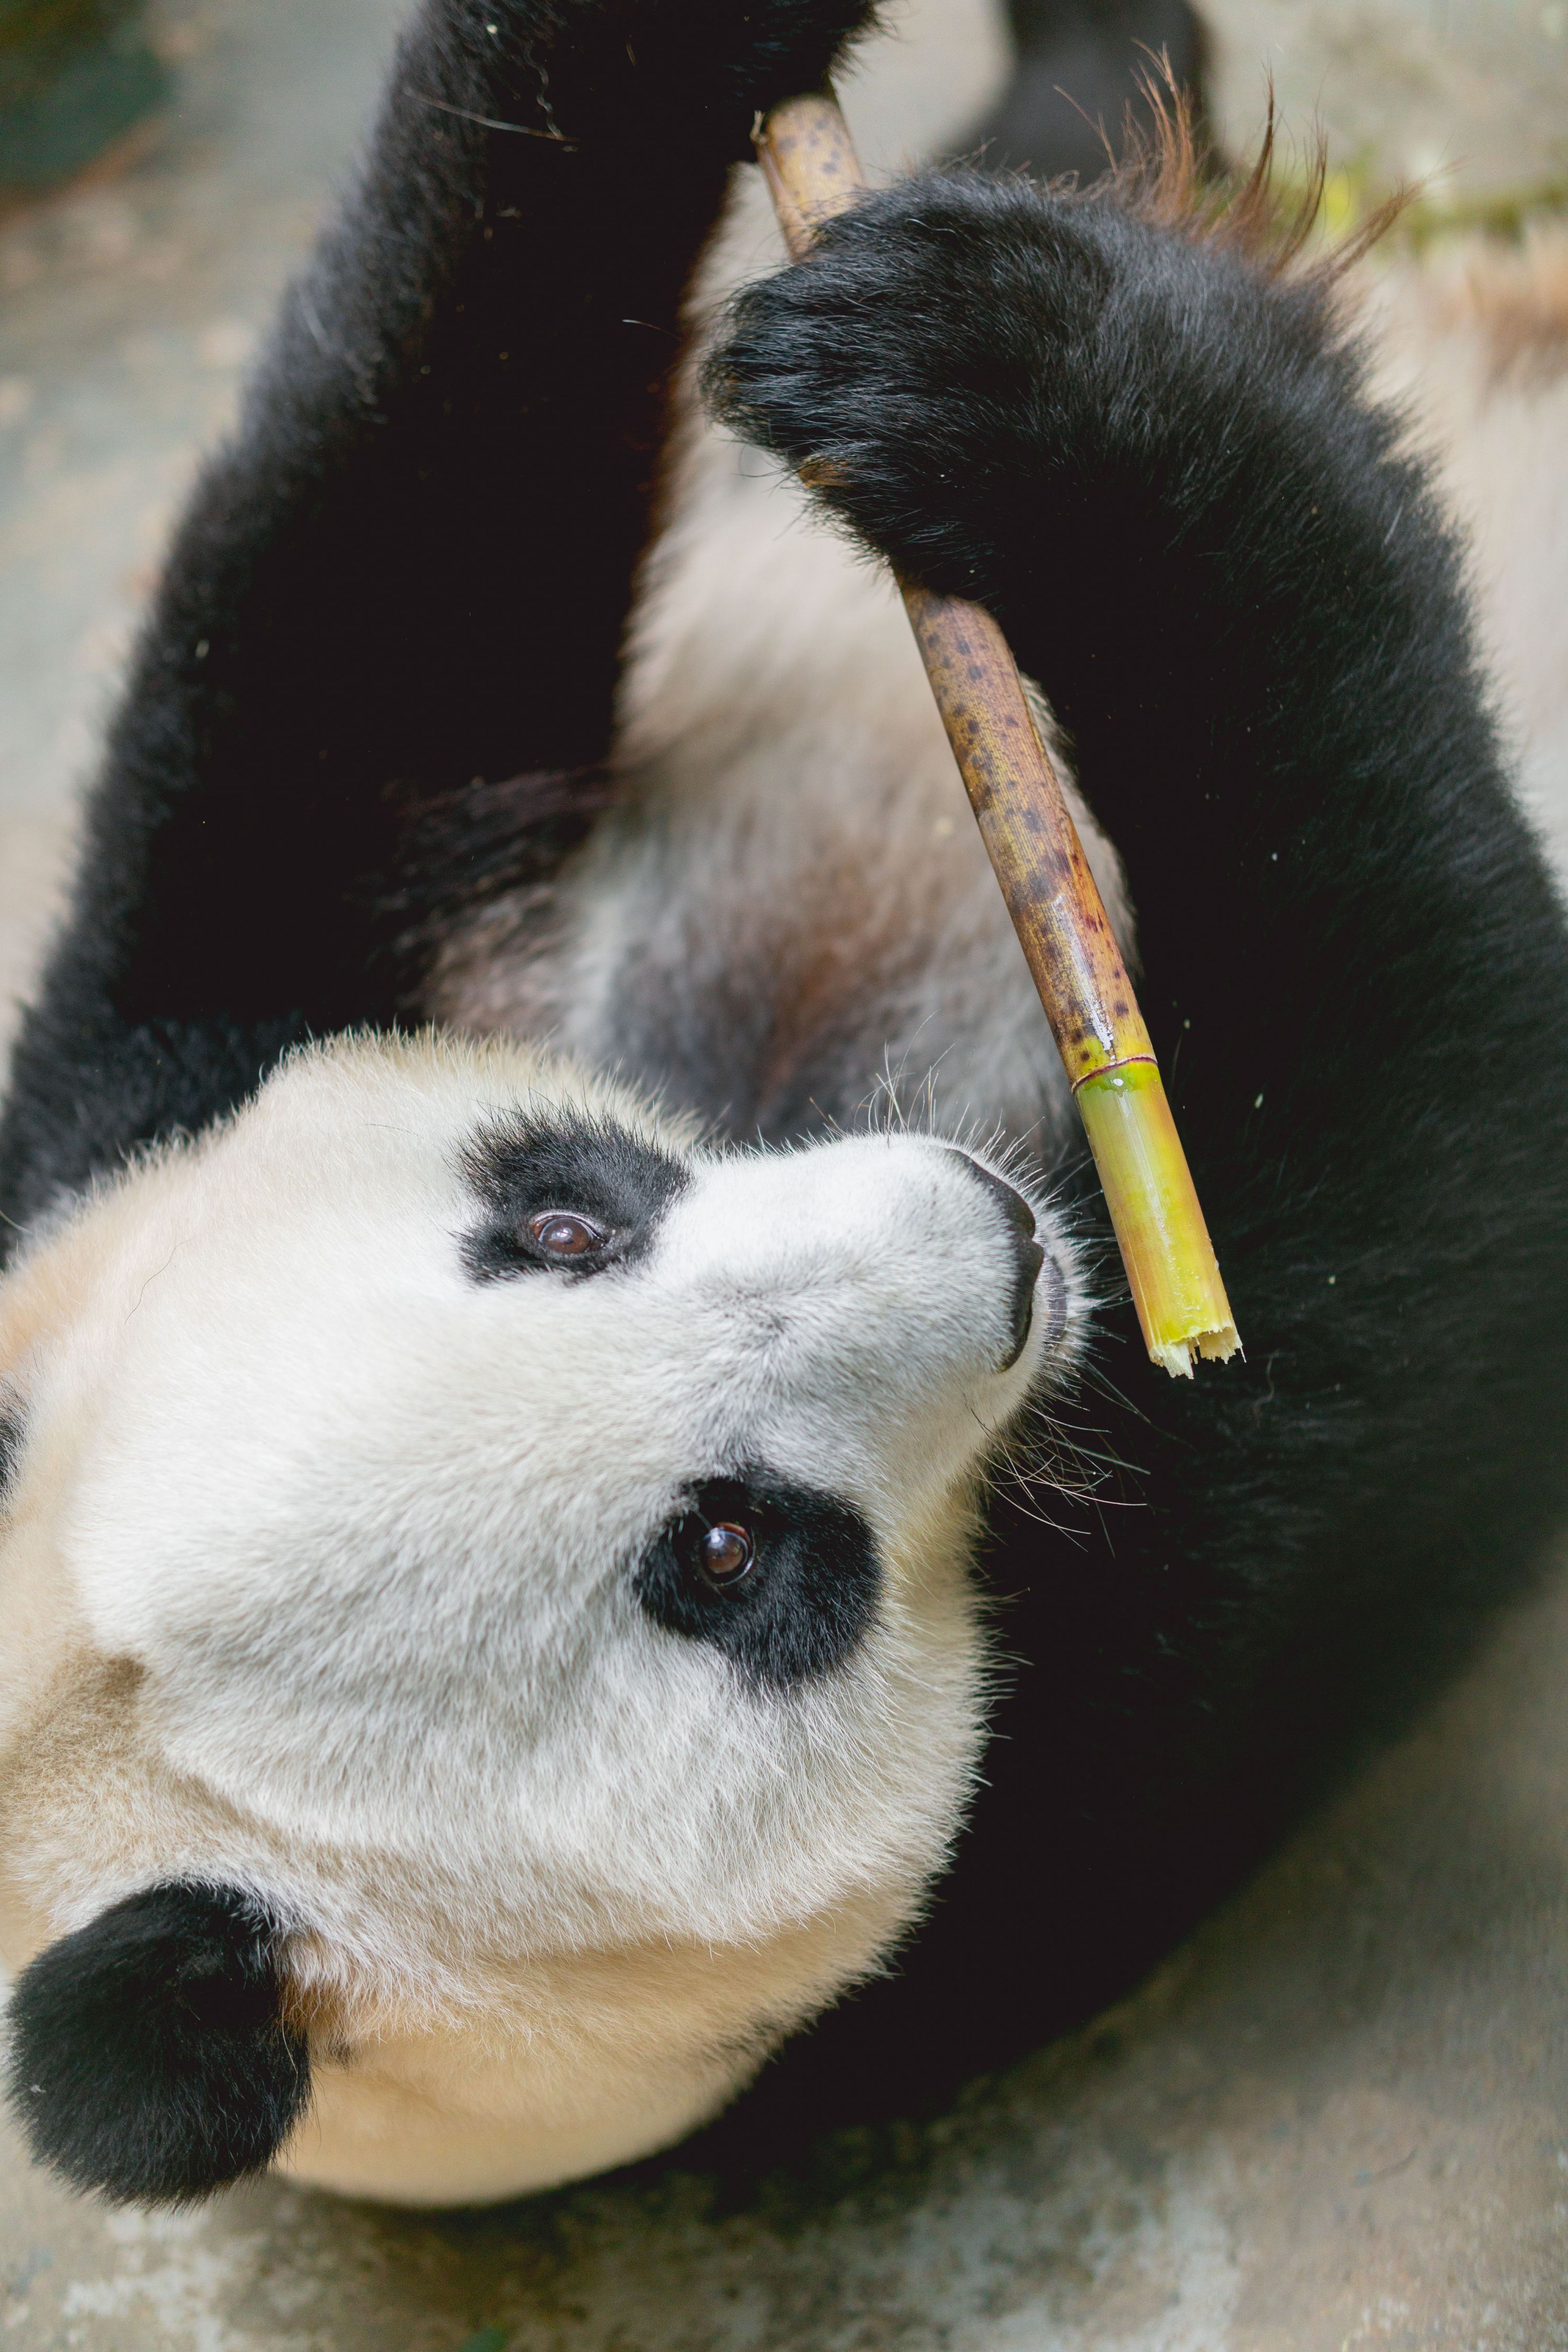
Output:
[{"left": 0, "top": 1030, "right": 1086, "bottom": 2201}]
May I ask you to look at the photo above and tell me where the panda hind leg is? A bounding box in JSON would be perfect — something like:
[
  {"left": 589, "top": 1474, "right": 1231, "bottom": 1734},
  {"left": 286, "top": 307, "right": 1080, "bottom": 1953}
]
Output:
[{"left": 959, "top": 0, "right": 1212, "bottom": 182}]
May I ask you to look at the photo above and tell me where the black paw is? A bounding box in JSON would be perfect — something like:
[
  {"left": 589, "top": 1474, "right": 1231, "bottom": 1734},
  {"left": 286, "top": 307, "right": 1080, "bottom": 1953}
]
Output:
[
  {"left": 706, "top": 166, "right": 1329, "bottom": 618},
  {"left": 706, "top": 171, "right": 1124, "bottom": 598}
]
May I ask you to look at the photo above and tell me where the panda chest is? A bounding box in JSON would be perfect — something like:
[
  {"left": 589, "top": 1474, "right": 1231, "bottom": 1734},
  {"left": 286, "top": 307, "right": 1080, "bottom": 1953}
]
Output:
[{"left": 424, "top": 452, "right": 1112, "bottom": 1152}]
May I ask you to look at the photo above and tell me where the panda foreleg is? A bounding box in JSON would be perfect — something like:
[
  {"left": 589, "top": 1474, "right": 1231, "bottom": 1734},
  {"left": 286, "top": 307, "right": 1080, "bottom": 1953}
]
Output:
[{"left": 0, "top": 0, "right": 882, "bottom": 1236}]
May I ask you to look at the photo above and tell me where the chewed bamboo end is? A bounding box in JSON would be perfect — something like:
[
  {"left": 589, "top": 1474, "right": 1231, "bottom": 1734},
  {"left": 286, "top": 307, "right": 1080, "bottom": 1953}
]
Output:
[
  {"left": 1075, "top": 1062, "right": 1242, "bottom": 1381},
  {"left": 1149, "top": 1320, "right": 1243, "bottom": 1380}
]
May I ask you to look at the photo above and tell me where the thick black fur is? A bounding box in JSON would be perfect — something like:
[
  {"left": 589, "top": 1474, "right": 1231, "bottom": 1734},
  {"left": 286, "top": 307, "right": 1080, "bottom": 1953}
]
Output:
[
  {"left": 3, "top": 0, "right": 1568, "bottom": 2199},
  {"left": 638, "top": 1471, "right": 881, "bottom": 1687},
  {"left": 4, "top": 1883, "right": 308, "bottom": 2205}
]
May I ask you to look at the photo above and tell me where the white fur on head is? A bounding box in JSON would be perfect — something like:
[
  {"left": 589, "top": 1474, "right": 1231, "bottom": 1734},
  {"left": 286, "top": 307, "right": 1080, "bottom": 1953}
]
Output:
[{"left": 0, "top": 1030, "right": 1085, "bottom": 2200}]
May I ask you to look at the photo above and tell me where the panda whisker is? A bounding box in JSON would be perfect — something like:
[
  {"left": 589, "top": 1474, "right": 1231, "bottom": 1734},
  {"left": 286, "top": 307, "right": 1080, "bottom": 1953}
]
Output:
[{"left": 410, "top": 90, "right": 579, "bottom": 145}]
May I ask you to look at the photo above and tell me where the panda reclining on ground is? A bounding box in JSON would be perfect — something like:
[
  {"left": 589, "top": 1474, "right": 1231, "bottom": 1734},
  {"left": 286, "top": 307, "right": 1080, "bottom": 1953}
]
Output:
[{"left": 2, "top": 0, "right": 1567, "bottom": 2213}]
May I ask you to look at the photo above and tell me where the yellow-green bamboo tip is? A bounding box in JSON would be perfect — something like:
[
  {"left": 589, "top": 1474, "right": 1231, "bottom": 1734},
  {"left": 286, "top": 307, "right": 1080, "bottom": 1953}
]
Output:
[{"left": 1075, "top": 1061, "right": 1241, "bottom": 1378}]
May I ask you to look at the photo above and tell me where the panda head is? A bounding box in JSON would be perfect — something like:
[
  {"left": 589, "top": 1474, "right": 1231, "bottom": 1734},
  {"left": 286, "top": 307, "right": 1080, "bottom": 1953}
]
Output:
[{"left": 0, "top": 1031, "right": 1085, "bottom": 2206}]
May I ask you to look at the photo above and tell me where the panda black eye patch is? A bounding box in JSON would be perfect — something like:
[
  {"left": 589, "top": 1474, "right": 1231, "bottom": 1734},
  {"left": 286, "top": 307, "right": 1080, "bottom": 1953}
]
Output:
[
  {"left": 458, "top": 1110, "right": 690, "bottom": 1282},
  {"left": 636, "top": 1471, "right": 880, "bottom": 1689}
]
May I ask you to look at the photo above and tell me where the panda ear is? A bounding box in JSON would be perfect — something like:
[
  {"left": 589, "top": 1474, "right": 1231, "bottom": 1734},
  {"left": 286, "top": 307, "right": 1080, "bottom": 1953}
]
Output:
[{"left": 4, "top": 1881, "right": 310, "bottom": 2205}]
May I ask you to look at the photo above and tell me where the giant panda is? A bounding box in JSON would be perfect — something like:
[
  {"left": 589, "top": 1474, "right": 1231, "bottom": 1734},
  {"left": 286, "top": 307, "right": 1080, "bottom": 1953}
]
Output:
[{"left": 3, "top": 0, "right": 1568, "bottom": 2213}]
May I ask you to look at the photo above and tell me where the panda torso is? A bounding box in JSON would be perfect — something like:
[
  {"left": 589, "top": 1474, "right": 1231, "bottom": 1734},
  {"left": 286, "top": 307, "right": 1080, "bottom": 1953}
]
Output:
[
  {"left": 426, "top": 390, "right": 1133, "bottom": 1163},
  {"left": 3, "top": 0, "right": 1568, "bottom": 2220}
]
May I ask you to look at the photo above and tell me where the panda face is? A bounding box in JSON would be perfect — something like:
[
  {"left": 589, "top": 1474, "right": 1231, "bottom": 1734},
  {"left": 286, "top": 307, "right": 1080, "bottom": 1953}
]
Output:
[{"left": 0, "top": 1030, "right": 1085, "bottom": 2200}]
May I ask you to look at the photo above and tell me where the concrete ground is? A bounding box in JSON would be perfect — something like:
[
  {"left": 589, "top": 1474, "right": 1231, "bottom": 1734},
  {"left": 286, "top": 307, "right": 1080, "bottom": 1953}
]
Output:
[{"left": 3, "top": 0, "right": 1568, "bottom": 2344}]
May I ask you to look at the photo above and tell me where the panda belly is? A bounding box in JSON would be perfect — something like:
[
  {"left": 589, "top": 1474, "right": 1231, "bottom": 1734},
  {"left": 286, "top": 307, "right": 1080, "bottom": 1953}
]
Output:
[{"left": 425, "top": 419, "right": 1134, "bottom": 1155}]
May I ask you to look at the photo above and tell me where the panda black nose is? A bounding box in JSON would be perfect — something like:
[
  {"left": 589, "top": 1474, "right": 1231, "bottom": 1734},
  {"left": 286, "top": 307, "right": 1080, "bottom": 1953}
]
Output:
[{"left": 948, "top": 1154, "right": 1046, "bottom": 1368}]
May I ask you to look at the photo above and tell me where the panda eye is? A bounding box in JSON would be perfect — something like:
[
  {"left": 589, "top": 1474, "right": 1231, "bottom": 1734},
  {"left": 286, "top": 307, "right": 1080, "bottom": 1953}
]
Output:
[
  {"left": 526, "top": 1211, "right": 606, "bottom": 1258},
  {"left": 664, "top": 1497, "right": 766, "bottom": 1604},
  {"left": 634, "top": 1472, "right": 880, "bottom": 1689},
  {"left": 695, "top": 1520, "right": 755, "bottom": 1590}
]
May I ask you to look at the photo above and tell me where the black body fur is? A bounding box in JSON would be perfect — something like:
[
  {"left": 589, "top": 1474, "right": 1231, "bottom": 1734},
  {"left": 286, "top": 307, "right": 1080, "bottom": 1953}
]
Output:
[
  {"left": 693, "top": 168, "right": 1568, "bottom": 2145},
  {"left": 4, "top": 1884, "right": 308, "bottom": 2204},
  {"left": 4, "top": 0, "right": 1568, "bottom": 2192}
]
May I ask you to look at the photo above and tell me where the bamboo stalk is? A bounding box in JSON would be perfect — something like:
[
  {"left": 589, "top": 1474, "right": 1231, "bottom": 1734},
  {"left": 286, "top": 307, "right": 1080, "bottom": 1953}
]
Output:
[{"left": 755, "top": 89, "right": 1240, "bottom": 1376}]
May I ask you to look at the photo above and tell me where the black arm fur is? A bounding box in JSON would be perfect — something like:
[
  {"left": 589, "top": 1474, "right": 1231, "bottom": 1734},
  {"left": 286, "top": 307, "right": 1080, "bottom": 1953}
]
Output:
[{"left": 0, "top": 0, "right": 879, "bottom": 1238}]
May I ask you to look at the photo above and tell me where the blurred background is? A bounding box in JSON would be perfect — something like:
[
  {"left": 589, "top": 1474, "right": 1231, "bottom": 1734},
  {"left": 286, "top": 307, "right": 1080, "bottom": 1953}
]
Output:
[{"left": 1, "top": 0, "right": 1566, "bottom": 2344}]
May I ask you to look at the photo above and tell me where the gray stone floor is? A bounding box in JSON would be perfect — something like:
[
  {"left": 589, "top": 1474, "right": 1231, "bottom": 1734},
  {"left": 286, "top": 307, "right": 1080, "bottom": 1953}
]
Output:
[
  {"left": 3, "top": 0, "right": 1568, "bottom": 2343},
  {"left": 0, "top": 0, "right": 407, "bottom": 823}
]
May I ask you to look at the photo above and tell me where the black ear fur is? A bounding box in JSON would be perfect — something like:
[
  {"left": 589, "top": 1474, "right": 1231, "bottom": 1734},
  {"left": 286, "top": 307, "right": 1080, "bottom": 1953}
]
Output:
[{"left": 4, "top": 1882, "right": 310, "bottom": 2205}]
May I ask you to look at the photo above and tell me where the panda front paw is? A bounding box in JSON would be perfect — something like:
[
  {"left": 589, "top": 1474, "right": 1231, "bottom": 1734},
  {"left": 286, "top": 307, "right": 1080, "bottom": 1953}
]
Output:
[{"left": 705, "top": 170, "right": 1172, "bottom": 599}]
